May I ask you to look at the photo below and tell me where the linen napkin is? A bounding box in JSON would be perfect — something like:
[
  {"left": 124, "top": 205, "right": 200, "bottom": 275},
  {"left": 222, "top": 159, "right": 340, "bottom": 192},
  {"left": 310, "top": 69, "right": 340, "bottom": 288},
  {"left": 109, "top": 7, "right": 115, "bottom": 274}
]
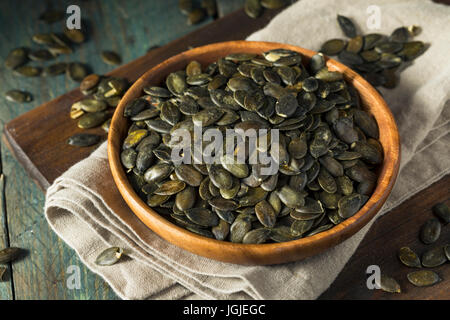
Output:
[{"left": 44, "top": 0, "right": 450, "bottom": 300}]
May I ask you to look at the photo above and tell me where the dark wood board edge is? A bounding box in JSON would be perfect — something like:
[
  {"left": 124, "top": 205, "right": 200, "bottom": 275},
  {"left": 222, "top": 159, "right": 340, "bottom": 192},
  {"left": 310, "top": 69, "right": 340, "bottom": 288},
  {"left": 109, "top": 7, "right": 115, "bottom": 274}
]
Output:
[
  {"left": 2, "top": 7, "right": 282, "bottom": 192},
  {"left": 2, "top": 131, "right": 50, "bottom": 191}
]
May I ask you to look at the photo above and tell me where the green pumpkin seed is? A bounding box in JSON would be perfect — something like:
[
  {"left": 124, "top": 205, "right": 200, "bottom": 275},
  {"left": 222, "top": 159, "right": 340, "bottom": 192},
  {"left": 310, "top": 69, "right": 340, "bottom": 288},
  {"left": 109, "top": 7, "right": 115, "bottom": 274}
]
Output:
[
  {"left": 67, "top": 63, "right": 89, "bottom": 82},
  {"left": 398, "top": 247, "right": 421, "bottom": 268},
  {"left": 64, "top": 28, "right": 85, "bottom": 44},
  {"left": 101, "top": 51, "right": 122, "bottom": 65},
  {"left": 397, "top": 41, "right": 426, "bottom": 61},
  {"left": 154, "top": 180, "right": 186, "bottom": 196},
  {"left": 212, "top": 220, "right": 230, "bottom": 241},
  {"left": 321, "top": 39, "right": 346, "bottom": 56},
  {"left": 78, "top": 111, "right": 108, "bottom": 129},
  {"left": 28, "top": 49, "right": 53, "bottom": 61},
  {"left": 243, "top": 228, "right": 270, "bottom": 244},
  {"left": 0, "top": 247, "right": 23, "bottom": 264},
  {"left": 378, "top": 275, "right": 401, "bottom": 293},
  {"left": 4, "top": 48, "right": 28, "bottom": 69},
  {"left": 432, "top": 203, "right": 450, "bottom": 224},
  {"left": 245, "top": 0, "right": 263, "bottom": 18},
  {"left": 185, "top": 208, "right": 218, "bottom": 227},
  {"left": 39, "top": 9, "right": 64, "bottom": 24},
  {"left": 346, "top": 36, "right": 364, "bottom": 53},
  {"left": 43, "top": 62, "right": 68, "bottom": 77},
  {"left": 422, "top": 246, "right": 447, "bottom": 268},
  {"left": 187, "top": 8, "right": 206, "bottom": 25},
  {"left": 175, "top": 164, "right": 203, "bottom": 187},
  {"left": 260, "top": 0, "right": 287, "bottom": 10},
  {"left": 407, "top": 270, "right": 441, "bottom": 287},
  {"left": 230, "top": 217, "right": 252, "bottom": 243},
  {"left": 13, "top": 65, "right": 41, "bottom": 77},
  {"left": 338, "top": 193, "right": 363, "bottom": 219}
]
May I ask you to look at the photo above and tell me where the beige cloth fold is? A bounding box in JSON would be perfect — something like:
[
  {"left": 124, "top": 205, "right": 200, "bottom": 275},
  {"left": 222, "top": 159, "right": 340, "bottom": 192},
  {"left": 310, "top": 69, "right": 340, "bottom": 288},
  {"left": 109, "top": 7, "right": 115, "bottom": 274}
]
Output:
[{"left": 45, "top": 0, "right": 450, "bottom": 300}]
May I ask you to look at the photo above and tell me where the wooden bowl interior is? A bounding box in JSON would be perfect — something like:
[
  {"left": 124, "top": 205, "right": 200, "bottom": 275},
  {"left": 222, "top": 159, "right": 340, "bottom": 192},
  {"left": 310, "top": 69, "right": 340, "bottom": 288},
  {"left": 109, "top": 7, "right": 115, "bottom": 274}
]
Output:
[{"left": 108, "top": 41, "right": 400, "bottom": 265}]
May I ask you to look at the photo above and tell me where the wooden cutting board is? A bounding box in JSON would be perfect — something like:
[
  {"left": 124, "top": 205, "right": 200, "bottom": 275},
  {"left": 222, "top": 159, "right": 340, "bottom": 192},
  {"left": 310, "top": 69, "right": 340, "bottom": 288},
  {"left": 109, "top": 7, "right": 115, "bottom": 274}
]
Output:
[{"left": 2, "top": 8, "right": 281, "bottom": 191}]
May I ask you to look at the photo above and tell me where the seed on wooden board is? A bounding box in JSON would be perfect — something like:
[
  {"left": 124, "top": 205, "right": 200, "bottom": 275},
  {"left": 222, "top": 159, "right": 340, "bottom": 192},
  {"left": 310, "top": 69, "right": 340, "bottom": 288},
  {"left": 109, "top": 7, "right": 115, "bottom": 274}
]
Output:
[
  {"left": 398, "top": 246, "right": 421, "bottom": 268},
  {"left": 0, "top": 247, "right": 23, "bottom": 264},
  {"left": 64, "top": 28, "right": 85, "bottom": 44},
  {"left": 67, "top": 133, "right": 101, "bottom": 147},
  {"left": 421, "top": 246, "right": 447, "bottom": 268},
  {"left": 407, "top": 270, "right": 441, "bottom": 287},
  {"left": 78, "top": 111, "right": 108, "bottom": 129},
  {"left": 377, "top": 275, "right": 401, "bottom": 293},
  {"left": 5, "top": 90, "right": 32, "bottom": 103},
  {"left": 185, "top": 208, "right": 219, "bottom": 227},
  {"left": 13, "top": 65, "right": 41, "bottom": 77},
  {"left": 243, "top": 228, "right": 270, "bottom": 244},
  {"left": 419, "top": 218, "right": 441, "bottom": 244},
  {"left": 95, "top": 247, "right": 123, "bottom": 266},
  {"left": 432, "top": 203, "right": 450, "bottom": 224},
  {"left": 67, "top": 63, "right": 89, "bottom": 82}
]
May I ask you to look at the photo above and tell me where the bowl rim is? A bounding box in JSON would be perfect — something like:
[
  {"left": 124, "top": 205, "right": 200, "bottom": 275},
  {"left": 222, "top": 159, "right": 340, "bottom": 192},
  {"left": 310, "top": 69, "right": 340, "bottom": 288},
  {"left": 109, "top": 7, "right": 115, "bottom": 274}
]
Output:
[{"left": 108, "top": 40, "right": 400, "bottom": 265}]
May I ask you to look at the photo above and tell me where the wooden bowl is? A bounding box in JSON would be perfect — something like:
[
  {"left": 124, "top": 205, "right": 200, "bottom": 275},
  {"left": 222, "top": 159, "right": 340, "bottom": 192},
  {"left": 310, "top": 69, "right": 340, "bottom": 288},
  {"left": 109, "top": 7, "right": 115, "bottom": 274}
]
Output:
[{"left": 108, "top": 41, "right": 400, "bottom": 265}]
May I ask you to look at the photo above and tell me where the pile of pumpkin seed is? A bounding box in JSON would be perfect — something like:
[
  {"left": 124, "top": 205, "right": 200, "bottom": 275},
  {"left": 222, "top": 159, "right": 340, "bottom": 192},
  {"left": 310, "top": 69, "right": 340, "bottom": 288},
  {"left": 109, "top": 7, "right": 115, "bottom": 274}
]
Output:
[
  {"left": 378, "top": 202, "right": 449, "bottom": 293},
  {"left": 244, "top": 0, "right": 290, "bottom": 18},
  {"left": 179, "top": 0, "right": 217, "bottom": 25},
  {"left": 120, "top": 47, "right": 384, "bottom": 243},
  {"left": 3, "top": 8, "right": 122, "bottom": 104},
  {"left": 319, "top": 15, "right": 427, "bottom": 89},
  {"left": 67, "top": 74, "right": 130, "bottom": 147}
]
